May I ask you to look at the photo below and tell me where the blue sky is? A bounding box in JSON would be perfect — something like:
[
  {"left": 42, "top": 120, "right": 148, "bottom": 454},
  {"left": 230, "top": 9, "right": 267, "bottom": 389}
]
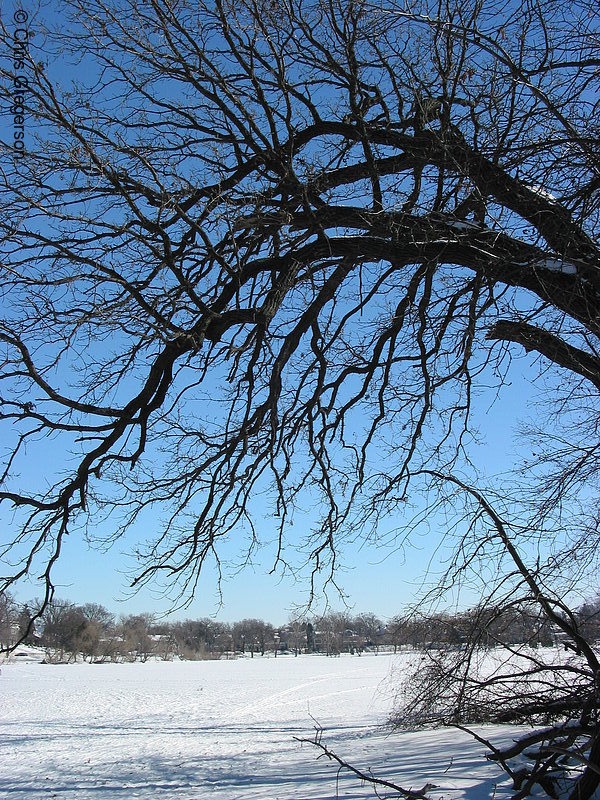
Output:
[
  {"left": 0, "top": 1, "right": 572, "bottom": 626},
  {"left": 4, "top": 350, "right": 539, "bottom": 625}
]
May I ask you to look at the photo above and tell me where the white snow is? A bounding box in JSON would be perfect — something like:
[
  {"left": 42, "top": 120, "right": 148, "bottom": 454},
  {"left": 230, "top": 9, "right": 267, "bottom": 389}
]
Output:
[
  {"left": 447, "top": 219, "right": 483, "bottom": 231},
  {"left": 526, "top": 185, "right": 558, "bottom": 202},
  {"left": 536, "top": 257, "right": 578, "bottom": 275},
  {"left": 0, "top": 652, "right": 521, "bottom": 799}
]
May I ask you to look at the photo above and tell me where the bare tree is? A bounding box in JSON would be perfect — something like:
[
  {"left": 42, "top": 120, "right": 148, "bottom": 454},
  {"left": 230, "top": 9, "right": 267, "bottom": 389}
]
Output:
[
  {"left": 393, "top": 475, "right": 600, "bottom": 800},
  {"left": 0, "top": 592, "right": 16, "bottom": 650},
  {"left": 351, "top": 612, "right": 383, "bottom": 650},
  {"left": 232, "top": 618, "right": 274, "bottom": 656},
  {"left": 286, "top": 616, "right": 308, "bottom": 655},
  {"left": 41, "top": 599, "right": 87, "bottom": 662},
  {"left": 119, "top": 613, "right": 155, "bottom": 662},
  {"left": 0, "top": 0, "right": 596, "bottom": 611},
  {"left": 0, "top": 0, "right": 599, "bottom": 795},
  {"left": 79, "top": 602, "right": 117, "bottom": 661}
]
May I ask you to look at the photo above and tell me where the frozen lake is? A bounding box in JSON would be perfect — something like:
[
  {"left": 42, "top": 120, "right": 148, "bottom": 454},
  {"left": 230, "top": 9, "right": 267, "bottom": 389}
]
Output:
[{"left": 1, "top": 651, "right": 515, "bottom": 799}]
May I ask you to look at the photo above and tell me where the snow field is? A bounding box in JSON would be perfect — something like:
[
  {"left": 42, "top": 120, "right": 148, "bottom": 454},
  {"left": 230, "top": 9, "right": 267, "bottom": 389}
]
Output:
[{"left": 1, "top": 652, "right": 517, "bottom": 799}]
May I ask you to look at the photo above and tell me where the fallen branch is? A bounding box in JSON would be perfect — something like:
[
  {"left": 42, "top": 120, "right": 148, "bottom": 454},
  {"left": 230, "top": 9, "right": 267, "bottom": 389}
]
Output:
[{"left": 295, "top": 726, "right": 436, "bottom": 799}]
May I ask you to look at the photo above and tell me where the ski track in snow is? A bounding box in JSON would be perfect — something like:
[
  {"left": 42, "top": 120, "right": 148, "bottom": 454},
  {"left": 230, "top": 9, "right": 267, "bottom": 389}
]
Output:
[{"left": 1, "top": 652, "right": 519, "bottom": 799}]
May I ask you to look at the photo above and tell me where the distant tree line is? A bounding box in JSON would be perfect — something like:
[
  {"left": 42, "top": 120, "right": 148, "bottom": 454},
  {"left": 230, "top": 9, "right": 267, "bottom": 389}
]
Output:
[{"left": 3, "top": 592, "right": 599, "bottom": 664}]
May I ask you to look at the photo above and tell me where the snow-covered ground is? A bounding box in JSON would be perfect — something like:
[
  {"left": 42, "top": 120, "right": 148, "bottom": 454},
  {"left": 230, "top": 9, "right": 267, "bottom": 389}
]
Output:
[{"left": 1, "top": 650, "right": 520, "bottom": 799}]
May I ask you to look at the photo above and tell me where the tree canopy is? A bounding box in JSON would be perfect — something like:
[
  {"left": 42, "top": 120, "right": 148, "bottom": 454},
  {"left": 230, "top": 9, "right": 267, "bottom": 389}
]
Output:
[{"left": 1, "top": 0, "right": 599, "bottom": 633}]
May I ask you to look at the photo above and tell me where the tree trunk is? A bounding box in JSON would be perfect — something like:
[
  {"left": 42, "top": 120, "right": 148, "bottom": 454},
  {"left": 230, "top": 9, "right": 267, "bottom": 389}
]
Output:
[{"left": 569, "top": 730, "right": 600, "bottom": 800}]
